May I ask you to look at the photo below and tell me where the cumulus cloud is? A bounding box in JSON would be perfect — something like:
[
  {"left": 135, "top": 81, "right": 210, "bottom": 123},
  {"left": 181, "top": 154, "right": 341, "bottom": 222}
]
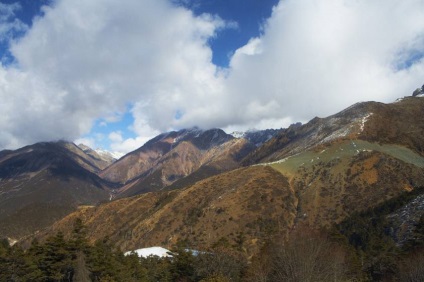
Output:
[
  {"left": 1, "top": 0, "right": 227, "bottom": 150},
  {"left": 2, "top": 0, "right": 424, "bottom": 153},
  {"left": 133, "top": 0, "right": 424, "bottom": 134},
  {"left": 224, "top": 0, "right": 424, "bottom": 124}
]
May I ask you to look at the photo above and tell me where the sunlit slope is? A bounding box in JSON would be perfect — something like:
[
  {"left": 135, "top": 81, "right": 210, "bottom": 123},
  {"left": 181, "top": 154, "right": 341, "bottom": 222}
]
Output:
[
  {"left": 28, "top": 166, "right": 297, "bottom": 256},
  {"left": 268, "top": 140, "right": 424, "bottom": 176},
  {"left": 262, "top": 140, "right": 424, "bottom": 227},
  {"left": 243, "top": 97, "right": 424, "bottom": 166}
]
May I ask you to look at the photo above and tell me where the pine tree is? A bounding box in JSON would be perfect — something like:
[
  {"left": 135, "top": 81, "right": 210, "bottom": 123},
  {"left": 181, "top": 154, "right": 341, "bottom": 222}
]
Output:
[{"left": 33, "top": 232, "right": 74, "bottom": 281}]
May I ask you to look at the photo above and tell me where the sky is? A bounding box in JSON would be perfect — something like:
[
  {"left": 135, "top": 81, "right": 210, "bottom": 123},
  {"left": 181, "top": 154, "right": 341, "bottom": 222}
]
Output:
[{"left": 1, "top": 0, "right": 424, "bottom": 154}]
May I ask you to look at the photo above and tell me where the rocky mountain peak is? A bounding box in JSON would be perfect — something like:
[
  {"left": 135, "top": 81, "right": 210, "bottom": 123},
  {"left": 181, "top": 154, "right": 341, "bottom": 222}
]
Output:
[
  {"left": 412, "top": 84, "right": 424, "bottom": 97},
  {"left": 77, "top": 144, "right": 120, "bottom": 165},
  {"left": 230, "top": 129, "right": 283, "bottom": 147}
]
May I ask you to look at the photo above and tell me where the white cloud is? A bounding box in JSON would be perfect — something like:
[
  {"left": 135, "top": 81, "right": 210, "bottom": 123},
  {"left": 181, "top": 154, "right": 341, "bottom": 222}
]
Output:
[
  {"left": 224, "top": 0, "right": 424, "bottom": 124},
  {"left": 1, "top": 0, "right": 227, "bottom": 150},
  {"left": 109, "top": 136, "right": 155, "bottom": 154},
  {"left": 2, "top": 0, "right": 424, "bottom": 153},
  {"left": 108, "top": 131, "right": 123, "bottom": 143}
]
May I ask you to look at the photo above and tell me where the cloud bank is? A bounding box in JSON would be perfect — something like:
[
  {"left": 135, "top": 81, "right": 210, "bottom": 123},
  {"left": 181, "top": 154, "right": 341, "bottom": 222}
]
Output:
[{"left": 1, "top": 0, "right": 424, "bottom": 153}]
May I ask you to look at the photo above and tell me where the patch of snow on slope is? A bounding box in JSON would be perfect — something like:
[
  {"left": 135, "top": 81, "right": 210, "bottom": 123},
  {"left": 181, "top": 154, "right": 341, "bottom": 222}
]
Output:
[
  {"left": 318, "top": 113, "right": 373, "bottom": 145},
  {"left": 359, "top": 113, "right": 373, "bottom": 133},
  {"left": 124, "top": 246, "right": 172, "bottom": 258},
  {"left": 257, "top": 154, "right": 298, "bottom": 166},
  {"left": 173, "top": 128, "right": 202, "bottom": 144},
  {"left": 395, "top": 97, "right": 406, "bottom": 103},
  {"left": 230, "top": 131, "right": 246, "bottom": 139},
  {"left": 320, "top": 126, "right": 352, "bottom": 144}
]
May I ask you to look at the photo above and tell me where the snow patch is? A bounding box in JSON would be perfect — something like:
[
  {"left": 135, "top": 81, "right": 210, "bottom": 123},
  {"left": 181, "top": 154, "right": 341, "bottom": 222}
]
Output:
[
  {"left": 320, "top": 126, "right": 352, "bottom": 144},
  {"left": 124, "top": 247, "right": 172, "bottom": 258},
  {"left": 359, "top": 113, "right": 373, "bottom": 133},
  {"left": 230, "top": 131, "right": 246, "bottom": 139}
]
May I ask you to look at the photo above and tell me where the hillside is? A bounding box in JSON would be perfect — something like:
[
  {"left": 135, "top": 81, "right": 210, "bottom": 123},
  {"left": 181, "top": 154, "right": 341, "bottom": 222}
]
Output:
[
  {"left": 0, "top": 141, "right": 114, "bottom": 239},
  {"left": 243, "top": 97, "right": 424, "bottom": 165},
  {"left": 30, "top": 166, "right": 297, "bottom": 255},
  {"left": 0, "top": 128, "right": 278, "bottom": 239},
  {"left": 33, "top": 142, "right": 424, "bottom": 256}
]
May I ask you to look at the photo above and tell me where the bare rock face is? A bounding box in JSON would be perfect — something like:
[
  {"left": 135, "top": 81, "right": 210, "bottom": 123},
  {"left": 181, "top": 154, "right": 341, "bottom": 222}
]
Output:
[
  {"left": 100, "top": 128, "right": 258, "bottom": 197},
  {"left": 412, "top": 85, "right": 424, "bottom": 97}
]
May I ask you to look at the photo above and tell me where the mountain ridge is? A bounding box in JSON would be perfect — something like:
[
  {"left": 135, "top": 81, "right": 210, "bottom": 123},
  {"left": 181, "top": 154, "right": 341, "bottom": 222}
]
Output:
[
  {"left": 3, "top": 94, "right": 424, "bottom": 250},
  {"left": 23, "top": 95, "right": 424, "bottom": 257}
]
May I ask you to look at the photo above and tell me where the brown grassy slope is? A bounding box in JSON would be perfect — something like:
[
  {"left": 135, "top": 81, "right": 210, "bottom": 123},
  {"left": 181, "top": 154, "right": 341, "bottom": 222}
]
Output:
[
  {"left": 28, "top": 145, "right": 424, "bottom": 257},
  {"left": 30, "top": 166, "right": 297, "bottom": 256},
  {"left": 360, "top": 97, "right": 424, "bottom": 154},
  {"left": 286, "top": 151, "right": 424, "bottom": 228},
  {"left": 243, "top": 97, "right": 424, "bottom": 165}
]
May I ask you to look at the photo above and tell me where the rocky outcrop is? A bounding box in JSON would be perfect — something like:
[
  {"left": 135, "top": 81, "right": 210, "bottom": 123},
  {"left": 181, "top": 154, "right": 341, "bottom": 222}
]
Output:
[{"left": 412, "top": 84, "right": 424, "bottom": 97}]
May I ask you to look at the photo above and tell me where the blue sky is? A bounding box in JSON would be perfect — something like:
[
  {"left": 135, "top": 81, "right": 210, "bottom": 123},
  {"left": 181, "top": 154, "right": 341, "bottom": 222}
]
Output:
[
  {"left": 1, "top": 0, "right": 424, "bottom": 153},
  {"left": 175, "top": 0, "right": 280, "bottom": 67},
  {"left": 0, "top": 1, "right": 48, "bottom": 61}
]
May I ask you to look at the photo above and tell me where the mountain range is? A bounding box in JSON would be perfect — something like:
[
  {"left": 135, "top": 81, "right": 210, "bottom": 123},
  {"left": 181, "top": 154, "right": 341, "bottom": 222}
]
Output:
[
  {"left": 0, "top": 127, "right": 279, "bottom": 239},
  {"left": 1, "top": 91, "right": 424, "bottom": 260}
]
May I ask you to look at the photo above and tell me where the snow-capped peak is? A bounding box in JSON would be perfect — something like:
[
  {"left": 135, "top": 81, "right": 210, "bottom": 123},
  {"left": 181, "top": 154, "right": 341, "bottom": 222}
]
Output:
[
  {"left": 229, "top": 131, "right": 246, "bottom": 138},
  {"left": 95, "top": 148, "right": 124, "bottom": 160},
  {"left": 78, "top": 143, "right": 124, "bottom": 161},
  {"left": 229, "top": 129, "right": 282, "bottom": 146}
]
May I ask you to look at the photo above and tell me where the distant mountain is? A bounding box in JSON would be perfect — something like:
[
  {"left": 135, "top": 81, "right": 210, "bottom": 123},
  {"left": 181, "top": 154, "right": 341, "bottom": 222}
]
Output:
[
  {"left": 101, "top": 128, "right": 256, "bottom": 197},
  {"left": 0, "top": 127, "right": 277, "bottom": 238},
  {"left": 77, "top": 144, "right": 120, "bottom": 169},
  {"left": 95, "top": 148, "right": 124, "bottom": 161},
  {"left": 0, "top": 141, "right": 115, "bottom": 239},
  {"left": 230, "top": 128, "right": 282, "bottom": 147}
]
